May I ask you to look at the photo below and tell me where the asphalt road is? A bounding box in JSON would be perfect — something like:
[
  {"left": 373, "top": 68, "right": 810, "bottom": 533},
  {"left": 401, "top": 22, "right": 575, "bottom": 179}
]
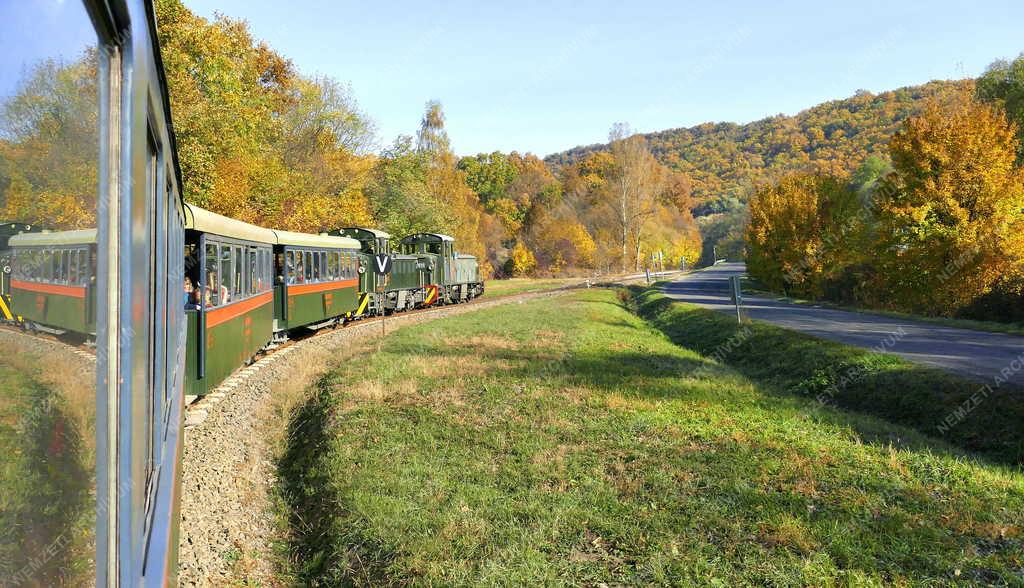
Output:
[{"left": 663, "top": 262, "right": 1024, "bottom": 386}]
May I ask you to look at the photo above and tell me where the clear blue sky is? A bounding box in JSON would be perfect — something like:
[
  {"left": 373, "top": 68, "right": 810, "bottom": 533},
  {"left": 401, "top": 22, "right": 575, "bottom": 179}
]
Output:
[{"left": 9, "top": 1, "right": 1022, "bottom": 158}]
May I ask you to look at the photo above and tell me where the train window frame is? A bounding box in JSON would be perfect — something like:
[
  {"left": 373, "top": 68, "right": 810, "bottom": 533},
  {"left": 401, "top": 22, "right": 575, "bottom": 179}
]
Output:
[
  {"left": 204, "top": 241, "right": 220, "bottom": 307},
  {"left": 219, "top": 243, "right": 232, "bottom": 304},
  {"left": 233, "top": 245, "right": 243, "bottom": 299},
  {"left": 267, "top": 249, "right": 273, "bottom": 290},
  {"left": 70, "top": 250, "right": 79, "bottom": 285},
  {"left": 248, "top": 246, "right": 257, "bottom": 296}
]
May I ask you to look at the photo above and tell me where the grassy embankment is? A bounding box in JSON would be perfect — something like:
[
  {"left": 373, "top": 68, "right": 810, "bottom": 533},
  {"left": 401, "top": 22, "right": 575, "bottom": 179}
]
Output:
[
  {"left": 635, "top": 286, "right": 1024, "bottom": 465},
  {"left": 275, "top": 287, "right": 1024, "bottom": 585}
]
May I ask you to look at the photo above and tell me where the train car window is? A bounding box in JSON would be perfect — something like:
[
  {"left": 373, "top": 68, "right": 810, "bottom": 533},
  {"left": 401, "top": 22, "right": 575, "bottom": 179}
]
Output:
[
  {"left": 318, "top": 251, "right": 325, "bottom": 282},
  {"left": 260, "top": 249, "right": 265, "bottom": 292},
  {"left": 62, "top": 250, "right": 71, "bottom": 283},
  {"left": 69, "top": 251, "right": 79, "bottom": 285},
  {"left": 248, "top": 246, "right": 258, "bottom": 295},
  {"left": 233, "top": 245, "right": 244, "bottom": 299},
  {"left": 304, "top": 251, "right": 313, "bottom": 283},
  {"left": 265, "top": 249, "right": 272, "bottom": 290},
  {"left": 0, "top": 0, "right": 108, "bottom": 548},
  {"left": 263, "top": 249, "right": 270, "bottom": 291},
  {"left": 220, "top": 245, "right": 233, "bottom": 304},
  {"left": 141, "top": 128, "right": 160, "bottom": 541},
  {"left": 53, "top": 250, "right": 62, "bottom": 283},
  {"left": 268, "top": 249, "right": 274, "bottom": 289},
  {"left": 258, "top": 248, "right": 265, "bottom": 293},
  {"left": 205, "top": 242, "right": 220, "bottom": 306},
  {"left": 80, "top": 250, "right": 87, "bottom": 285}
]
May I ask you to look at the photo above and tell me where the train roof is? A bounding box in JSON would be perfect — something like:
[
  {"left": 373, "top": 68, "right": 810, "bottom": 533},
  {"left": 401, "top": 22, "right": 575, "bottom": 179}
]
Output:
[
  {"left": 273, "top": 230, "right": 360, "bottom": 250},
  {"left": 332, "top": 227, "right": 392, "bottom": 240},
  {"left": 400, "top": 232, "right": 455, "bottom": 243},
  {"left": 184, "top": 203, "right": 277, "bottom": 243},
  {"left": 8, "top": 228, "right": 98, "bottom": 247},
  {"left": 0, "top": 222, "right": 39, "bottom": 236}
]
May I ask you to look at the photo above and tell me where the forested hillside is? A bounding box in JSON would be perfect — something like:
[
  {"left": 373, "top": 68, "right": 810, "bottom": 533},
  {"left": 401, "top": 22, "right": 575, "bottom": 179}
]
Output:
[
  {"left": 547, "top": 80, "right": 972, "bottom": 215},
  {"left": 745, "top": 54, "right": 1024, "bottom": 322},
  {"left": 0, "top": 0, "right": 1009, "bottom": 283}
]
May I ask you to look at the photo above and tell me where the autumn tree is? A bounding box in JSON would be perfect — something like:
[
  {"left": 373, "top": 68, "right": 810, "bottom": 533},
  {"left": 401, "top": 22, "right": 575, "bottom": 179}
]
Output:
[
  {"left": 746, "top": 172, "right": 862, "bottom": 297},
  {"left": 413, "top": 101, "right": 496, "bottom": 276},
  {"left": 505, "top": 241, "right": 537, "bottom": 276},
  {"left": 154, "top": 0, "right": 376, "bottom": 231},
  {"left": 605, "top": 124, "right": 669, "bottom": 272},
  {"left": 977, "top": 53, "right": 1024, "bottom": 162},
  {"left": 0, "top": 55, "right": 99, "bottom": 228},
  {"left": 873, "top": 93, "right": 1024, "bottom": 314},
  {"left": 365, "top": 136, "right": 446, "bottom": 237}
]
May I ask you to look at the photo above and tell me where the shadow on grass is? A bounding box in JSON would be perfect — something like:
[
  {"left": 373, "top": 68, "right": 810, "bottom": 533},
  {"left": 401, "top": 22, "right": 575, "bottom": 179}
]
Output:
[
  {"left": 278, "top": 378, "right": 407, "bottom": 587},
  {"left": 628, "top": 287, "right": 1024, "bottom": 468}
]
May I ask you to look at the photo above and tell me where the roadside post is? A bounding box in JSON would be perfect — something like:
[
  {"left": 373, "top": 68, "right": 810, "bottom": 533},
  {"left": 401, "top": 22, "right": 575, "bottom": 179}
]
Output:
[
  {"left": 374, "top": 253, "right": 393, "bottom": 340},
  {"left": 730, "top": 275, "right": 742, "bottom": 324}
]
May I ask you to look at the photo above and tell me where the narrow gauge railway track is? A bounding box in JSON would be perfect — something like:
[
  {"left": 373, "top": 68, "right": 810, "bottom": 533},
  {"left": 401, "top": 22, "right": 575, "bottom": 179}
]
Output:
[{"left": 0, "top": 322, "right": 97, "bottom": 360}]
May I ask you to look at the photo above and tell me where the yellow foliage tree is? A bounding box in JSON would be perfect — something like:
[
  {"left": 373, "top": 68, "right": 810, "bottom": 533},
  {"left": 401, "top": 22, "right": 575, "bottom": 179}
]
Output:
[
  {"left": 507, "top": 241, "right": 537, "bottom": 276},
  {"left": 874, "top": 93, "right": 1024, "bottom": 314},
  {"left": 746, "top": 173, "right": 860, "bottom": 297}
]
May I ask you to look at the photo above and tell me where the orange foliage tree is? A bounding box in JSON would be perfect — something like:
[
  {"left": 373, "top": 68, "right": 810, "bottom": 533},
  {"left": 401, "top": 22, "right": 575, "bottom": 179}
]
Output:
[{"left": 873, "top": 93, "right": 1024, "bottom": 314}]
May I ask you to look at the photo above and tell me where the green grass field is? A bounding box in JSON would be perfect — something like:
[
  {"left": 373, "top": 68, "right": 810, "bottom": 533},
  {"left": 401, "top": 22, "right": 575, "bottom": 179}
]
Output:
[
  {"left": 482, "top": 277, "right": 581, "bottom": 298},
  {"left": 276, "top": 289, "right": 1024, "bottom": 586}
]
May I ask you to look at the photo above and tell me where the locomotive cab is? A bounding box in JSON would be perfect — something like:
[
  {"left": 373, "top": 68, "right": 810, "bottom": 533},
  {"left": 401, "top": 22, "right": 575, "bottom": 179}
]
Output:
[{"left": 399, "top": 233, "right": 483, "bottom": 304}]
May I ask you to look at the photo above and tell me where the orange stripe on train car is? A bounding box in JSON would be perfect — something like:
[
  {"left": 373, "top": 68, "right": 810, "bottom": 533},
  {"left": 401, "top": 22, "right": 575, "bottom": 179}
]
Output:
[
  {"left": 11, "top": 279, "right": 87, "bottom": 299},
  {"left": 205, "top": 291, "right": 273, "bottom": 328},
  {"left": 286, "top": 278, "right": 358, "bottom": 297}
]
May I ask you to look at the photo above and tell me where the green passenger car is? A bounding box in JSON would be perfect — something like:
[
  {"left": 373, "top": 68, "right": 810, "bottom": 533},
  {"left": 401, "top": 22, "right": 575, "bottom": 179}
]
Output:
[
  {"left": 272, "top": 230, "right": 362, "bottom": 333},
  {"left": 8, "top": 228, "right": 98, "bottom": 335},
  {"left": 184, "top": 205, "right": 276, "bottom": 397}
]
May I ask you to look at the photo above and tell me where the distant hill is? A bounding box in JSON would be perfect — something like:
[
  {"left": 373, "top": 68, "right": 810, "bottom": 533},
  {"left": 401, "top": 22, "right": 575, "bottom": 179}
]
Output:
[{"left": 546, "top": 79, "right": 973, "bottom": 215}]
